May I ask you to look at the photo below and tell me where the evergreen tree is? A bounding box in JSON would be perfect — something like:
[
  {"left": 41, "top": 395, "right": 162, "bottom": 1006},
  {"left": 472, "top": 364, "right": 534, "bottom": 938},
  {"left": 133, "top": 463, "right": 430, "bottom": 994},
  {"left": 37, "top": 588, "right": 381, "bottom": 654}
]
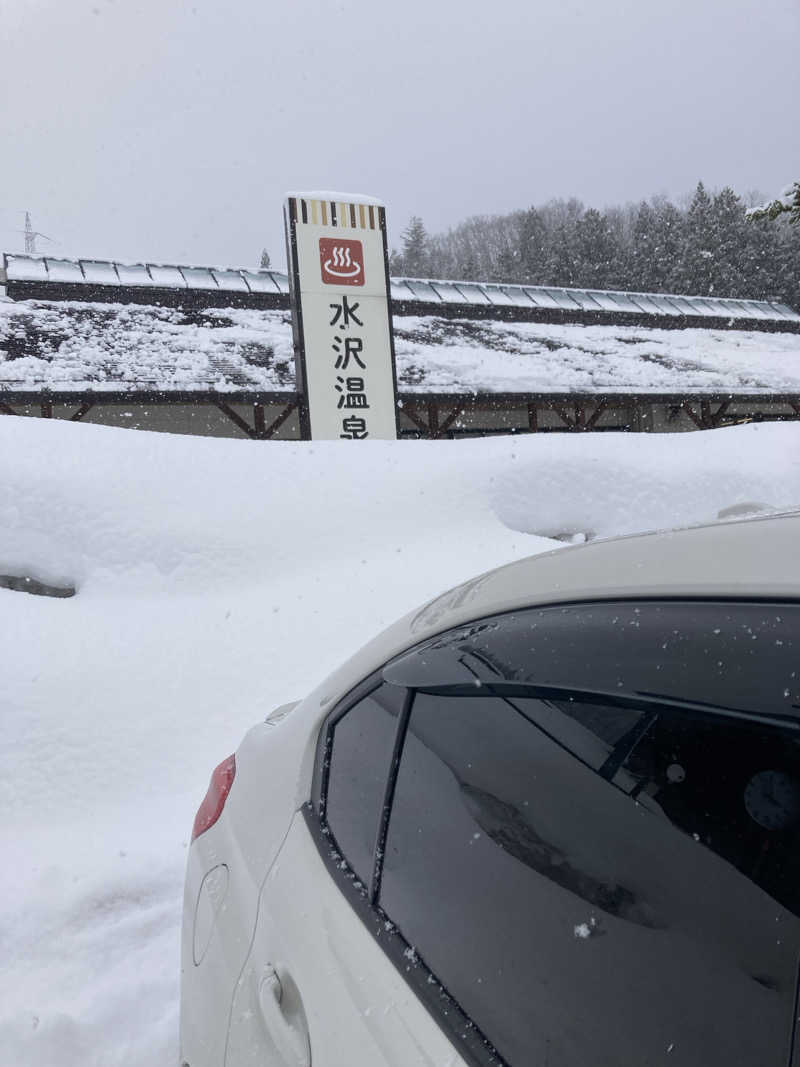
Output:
[
  {"left": 678, "top": 181, "right": 715, "bottom": 294},
  {"left": 574, "top": 208, "right": 618, "bottom": 289},
  {"left": 458, "top": 243, "right": 480, "bottom": 281},
  {"left": 259, "top": 249, "right": 271, "bottom": 269},
  {"left": 542, "top": 199, "right": 584, "bottom": 287},
  {"left": 394, "top": 183, "right": 799, "bottom": 311},
  {"left": 388, "top": 247, "right": 405, "bottom": 275},
  {"left": 628, "top": 198, "right": 685, "bottom": 293},
  {"left": 708, "top": 187, "right": 747, "bottom": 297},
  {"left": 519, "top": 207, "right": 550, "bottom": 283},
  {"left": 399, "top": 216, "right": 430, "bottom": 277},
  {"left": 739, "top": 215, "right": 776, "bottom": 301}
]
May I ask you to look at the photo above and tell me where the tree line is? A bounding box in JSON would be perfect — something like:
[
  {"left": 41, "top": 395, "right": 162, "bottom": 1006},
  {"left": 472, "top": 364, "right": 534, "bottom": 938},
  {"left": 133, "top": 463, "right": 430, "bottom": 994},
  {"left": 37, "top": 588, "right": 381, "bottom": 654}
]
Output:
[{"left": 390, "top": 182, "right": 800, "bottom": 310}]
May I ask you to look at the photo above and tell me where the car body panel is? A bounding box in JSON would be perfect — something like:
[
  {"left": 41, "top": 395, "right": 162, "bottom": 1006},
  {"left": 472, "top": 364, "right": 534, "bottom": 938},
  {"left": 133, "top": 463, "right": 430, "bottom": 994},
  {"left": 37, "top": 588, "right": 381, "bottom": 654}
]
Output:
[
  {"left": 226, "top": 811, "right": 467, "bottom": 1067},
  {"left": 180, "top": 713, "right": 309, "bottom": 1067}
]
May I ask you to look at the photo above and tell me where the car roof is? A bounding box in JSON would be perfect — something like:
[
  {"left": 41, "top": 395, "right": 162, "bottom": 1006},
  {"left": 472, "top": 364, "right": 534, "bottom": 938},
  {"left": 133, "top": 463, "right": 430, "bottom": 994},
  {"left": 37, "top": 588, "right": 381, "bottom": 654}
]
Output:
[
  {"left": 313, "top": 513, "right": 800, "bottom": 714},
  {"left": 408, "top": 511, "right": 800, "bottom": 639}
]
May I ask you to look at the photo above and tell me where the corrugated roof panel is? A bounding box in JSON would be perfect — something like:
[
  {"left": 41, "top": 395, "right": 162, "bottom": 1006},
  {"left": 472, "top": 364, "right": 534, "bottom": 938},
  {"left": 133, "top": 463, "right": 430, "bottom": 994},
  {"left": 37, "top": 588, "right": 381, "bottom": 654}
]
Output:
[
  {"left": 148, "top": 265, "right": 187, "bottom": 288},
  {"left": 81, "top": 260, "right": 119, "bottom": 285},
  {"left": 115, "top": 263, "right": 152, "bottom": 286},
  {"left": 211, "top": 270, "right": 248, "bottom": 292},
  {"left": 453, "top": 283, "right": 492, "bottom": 305},
  {"left": 181, "top": 267, "right": 218, "bottom": 290},
  {"left": 636, "top": 294, "right": 681, "bottom": 315},
  {"left": 770, "top": 302, "right": 800, "bottom": 322},
  {"left": 760, "top": 302, "right": 791, "bottom": 321},
  {"left": 430, "top": 281, "right": 466, "bottom": 302},
  {"left": 500, "top": 286, "right": 535, "bottom": 307},
  {"left": 269, "top": 272, "right": 290, "bottom": 294},
  {"left": 564, "top": 290, "right": 603, "bottom": 311},
  {"left": 523, "top": 288, "right": 562, "bottom": 309},
  {"left": 483, "top": 286, "right": 516, "bottom": 306},
  {"left": 736, "top": 301, "right": 771, "bottom": 320},
  {"left": 702, "top": 297, "right": 732, "bottom": 316},
  {"left": 5, "top": 254, "right": 48, "bottom": 281},
  {"left": 543, "top": 288, "right": 581, "bottom": 310},
  {"left": 240, "top": 271, "right": 280, "bottom": 294},
  {"left": 714, "top": 299, "right": 746, "bottom": 318},
  {"left": 661, "top": 294, "right": 695, "bottom": 315},
  {"left": 405, "top": 280, "right": 442, "bottom": 302},
  {"left": 585, "top": 290, "right": 622, "bottom": 311},
  {"left": 604, "top": 292, "right": 642, "bottom": 313},
  {"left": 723, "top": 299, "right": 758, "bottom": 319},
  {"left": 45, "top": 259, "right": 84, "bottom": 283},
  {"left": 390, "top": 280, "right": 415, "bottom": 301},
  {"left": 686, "top": 298, "right": 722, "bottom": 317}
]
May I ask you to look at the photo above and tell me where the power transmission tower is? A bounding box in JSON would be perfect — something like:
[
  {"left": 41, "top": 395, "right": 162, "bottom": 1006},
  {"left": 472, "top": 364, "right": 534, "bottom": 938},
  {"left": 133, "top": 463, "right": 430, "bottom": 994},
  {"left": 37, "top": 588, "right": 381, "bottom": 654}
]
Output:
[{"left": 22, "top": 212, "right": 53, "bottom": 254}]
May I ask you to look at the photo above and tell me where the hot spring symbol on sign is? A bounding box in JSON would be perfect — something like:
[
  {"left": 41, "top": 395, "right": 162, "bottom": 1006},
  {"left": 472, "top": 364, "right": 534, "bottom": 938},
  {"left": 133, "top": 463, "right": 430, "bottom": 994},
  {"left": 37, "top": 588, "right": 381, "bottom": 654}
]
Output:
[{"left": 319, "top": 238, "right": 364, "bottom": 286}]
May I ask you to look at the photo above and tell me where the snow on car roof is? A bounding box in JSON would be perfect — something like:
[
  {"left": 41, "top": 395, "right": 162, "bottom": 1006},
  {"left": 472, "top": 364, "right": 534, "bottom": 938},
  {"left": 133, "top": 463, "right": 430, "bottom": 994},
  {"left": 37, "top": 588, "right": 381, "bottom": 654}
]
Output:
[{"left": 2, "top": 299, "right": 800, "bottom": 395}]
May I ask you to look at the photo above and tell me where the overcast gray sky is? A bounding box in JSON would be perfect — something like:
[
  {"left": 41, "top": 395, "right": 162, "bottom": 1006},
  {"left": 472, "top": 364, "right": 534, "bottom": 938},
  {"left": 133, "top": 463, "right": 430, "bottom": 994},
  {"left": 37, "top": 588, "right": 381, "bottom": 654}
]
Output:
[{"left": 2, "top": 0, "right": 798, "bottom": 271}]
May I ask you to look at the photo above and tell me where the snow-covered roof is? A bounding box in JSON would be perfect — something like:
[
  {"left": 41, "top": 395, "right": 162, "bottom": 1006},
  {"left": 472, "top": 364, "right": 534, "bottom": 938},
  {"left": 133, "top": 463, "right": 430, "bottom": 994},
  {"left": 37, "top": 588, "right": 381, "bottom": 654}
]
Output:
[
  {"left": 4, "top": 252, "right": 798, "bottom": 326},
  {"left": 2, "top": 253, "right": 289, "bottom": 296},
  {"left": 389, "top": 277, "right": 799, "bottom": 324},
  {"left": 2, "top": 298, "right": 800, "bottom": 396}
]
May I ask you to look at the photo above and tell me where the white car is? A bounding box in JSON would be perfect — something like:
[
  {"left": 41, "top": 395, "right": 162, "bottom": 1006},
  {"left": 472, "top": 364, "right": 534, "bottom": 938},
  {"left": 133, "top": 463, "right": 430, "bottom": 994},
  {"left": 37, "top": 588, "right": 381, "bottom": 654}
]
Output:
[{"left": 180, "top": 514, "right": 800, "bottom": 1067}]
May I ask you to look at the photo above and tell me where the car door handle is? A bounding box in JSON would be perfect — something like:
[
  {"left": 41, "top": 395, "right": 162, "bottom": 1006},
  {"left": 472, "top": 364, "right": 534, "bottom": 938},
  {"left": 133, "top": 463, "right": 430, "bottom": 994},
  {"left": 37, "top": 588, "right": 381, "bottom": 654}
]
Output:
[{"left": 258, "top": 966, "right": 311, "bottom": 1067}]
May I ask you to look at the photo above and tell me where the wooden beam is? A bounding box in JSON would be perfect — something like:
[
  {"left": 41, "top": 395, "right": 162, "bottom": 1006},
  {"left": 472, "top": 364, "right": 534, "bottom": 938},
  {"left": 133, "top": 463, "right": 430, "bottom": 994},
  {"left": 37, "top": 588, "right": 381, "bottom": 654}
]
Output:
[
  {"left": 681, "top": 403, "right": 705, "bottom": 430},
  {"left": 262, "top": 401, "right": 298, "bottom": 440},
  {"left": 0, "top": 401, "right": 19, "bottom": 416},
  {"left": 585, "top": 399, "right": 608, "bottom": 430},
  {"left": 527, "top": 401, "right": 538, "bottom": 432},
  {"left": 427, "top": 400, "right": 441, "bottom": 438},
  {"left": 215, "top": 400, "right": 256, "bottom": 439},
  {"left": 70, "top": 402, "right": 94, "bottom": 422},
  {"left": 253, "top": 402, "right": 266, "bottom": 437},
  {"left": 553, "top": 404, "right": 576, "bottom": 429},
  {"left": 438, "top": 405, "right": 466, "bottom": 436},
  {"left": 401, "top": 403, "right": 432, "bottom": 435},
  {"left": 712, "top": 400, "right": 731, "bottom": 427}
]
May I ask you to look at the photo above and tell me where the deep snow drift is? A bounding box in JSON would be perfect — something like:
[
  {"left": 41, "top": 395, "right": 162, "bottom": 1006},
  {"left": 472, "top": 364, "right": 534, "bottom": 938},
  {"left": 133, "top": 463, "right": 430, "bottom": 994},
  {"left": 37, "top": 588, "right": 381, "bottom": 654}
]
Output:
[{"left": 2, "top": 418, "right": 800, "bottom": 1066}]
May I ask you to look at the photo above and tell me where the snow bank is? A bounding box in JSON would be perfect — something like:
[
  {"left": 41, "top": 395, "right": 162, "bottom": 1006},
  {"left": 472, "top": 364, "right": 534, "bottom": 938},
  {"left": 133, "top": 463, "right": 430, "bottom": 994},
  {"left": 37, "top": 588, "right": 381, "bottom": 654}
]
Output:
[{"left": 2, "top": 418, "right": 799, "bottom": 1067}]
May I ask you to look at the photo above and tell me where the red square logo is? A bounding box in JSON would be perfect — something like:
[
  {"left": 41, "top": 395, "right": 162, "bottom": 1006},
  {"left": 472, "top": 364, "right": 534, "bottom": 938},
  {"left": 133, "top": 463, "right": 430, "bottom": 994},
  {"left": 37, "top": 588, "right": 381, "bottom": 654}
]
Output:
[{"left": 319, "top": 238, "right": 365, "bottom": 286}]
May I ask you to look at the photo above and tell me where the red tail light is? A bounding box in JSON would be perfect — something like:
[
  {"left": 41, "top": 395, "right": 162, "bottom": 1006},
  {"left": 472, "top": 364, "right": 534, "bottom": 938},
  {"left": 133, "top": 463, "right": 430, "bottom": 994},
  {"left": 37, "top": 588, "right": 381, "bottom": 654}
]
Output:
[{"left": 192, "top": 754, "right": 236, "bottom": 842}]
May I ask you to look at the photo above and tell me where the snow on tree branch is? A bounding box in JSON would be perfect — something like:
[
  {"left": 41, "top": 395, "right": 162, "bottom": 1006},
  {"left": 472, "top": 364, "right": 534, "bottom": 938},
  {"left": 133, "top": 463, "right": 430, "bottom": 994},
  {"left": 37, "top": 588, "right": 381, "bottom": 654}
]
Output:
[{"left": 747, "top": 182, "right": 800, "bottom": 225}]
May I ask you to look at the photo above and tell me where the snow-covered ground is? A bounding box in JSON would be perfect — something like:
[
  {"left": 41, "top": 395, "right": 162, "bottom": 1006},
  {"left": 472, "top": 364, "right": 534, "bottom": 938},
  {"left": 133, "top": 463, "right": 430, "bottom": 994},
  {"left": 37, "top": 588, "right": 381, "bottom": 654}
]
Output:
[{"left": 2, "top": 417, "right": 800, "bottom": 1067}]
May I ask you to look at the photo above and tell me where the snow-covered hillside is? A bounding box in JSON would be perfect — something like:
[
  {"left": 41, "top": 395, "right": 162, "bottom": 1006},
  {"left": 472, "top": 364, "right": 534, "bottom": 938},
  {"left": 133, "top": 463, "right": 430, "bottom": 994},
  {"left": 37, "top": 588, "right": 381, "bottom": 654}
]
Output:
[{"left": 2, "top": 418, "right": 800, "bottom": 1067}]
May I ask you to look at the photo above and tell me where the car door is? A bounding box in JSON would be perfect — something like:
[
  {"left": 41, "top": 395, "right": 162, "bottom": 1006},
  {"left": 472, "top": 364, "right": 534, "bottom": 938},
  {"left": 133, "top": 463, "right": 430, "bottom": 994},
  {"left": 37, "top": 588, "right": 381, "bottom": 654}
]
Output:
[
  {"left": 225, "top": 679, "right": 471, "bottom": 1067},
  {"left": 230, "top": 599, "right": 800, "bottom": 1067},
  {"left": 374, "top": 598, "right": 800, "bottom": 1067}
]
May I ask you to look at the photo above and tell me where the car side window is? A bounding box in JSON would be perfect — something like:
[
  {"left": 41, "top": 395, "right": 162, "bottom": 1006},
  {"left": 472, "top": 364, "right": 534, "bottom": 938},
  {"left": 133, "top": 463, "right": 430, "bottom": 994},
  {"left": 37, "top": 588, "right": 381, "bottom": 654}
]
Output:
[
  {"left": 323, "top": 681, "right": 406, "bottom": 889},
  {"left": 376, "top": 602, "right": 800, "bottom": 1067}
]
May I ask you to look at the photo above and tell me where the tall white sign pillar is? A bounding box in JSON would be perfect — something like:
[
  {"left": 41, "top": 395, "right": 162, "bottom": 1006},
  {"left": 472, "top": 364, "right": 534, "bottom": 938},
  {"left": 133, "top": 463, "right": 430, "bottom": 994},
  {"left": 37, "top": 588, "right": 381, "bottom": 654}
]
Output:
[{"left": 284, "top": 192, "right": 399, "bottom": 441}]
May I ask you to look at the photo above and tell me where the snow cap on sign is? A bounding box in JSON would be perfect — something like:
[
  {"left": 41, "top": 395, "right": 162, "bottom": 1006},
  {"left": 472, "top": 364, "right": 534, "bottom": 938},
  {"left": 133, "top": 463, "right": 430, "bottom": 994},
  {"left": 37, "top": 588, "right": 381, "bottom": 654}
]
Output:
[{"left": 285, "top": 191, "right": 385, "bottom": 207}]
